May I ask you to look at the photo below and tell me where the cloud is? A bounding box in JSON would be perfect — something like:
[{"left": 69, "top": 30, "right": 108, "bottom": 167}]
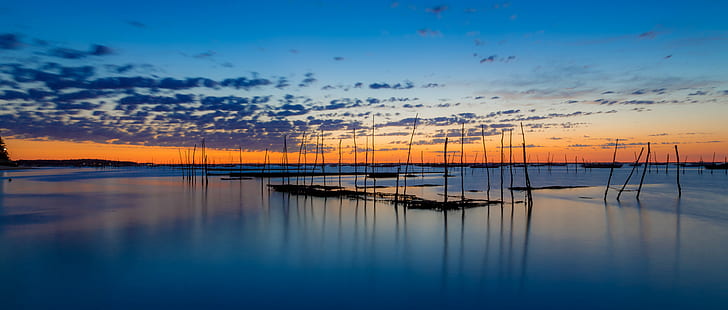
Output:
[
  {"left": 298, "top": 72, "right": 316, "bottom": 87},
  {"left": 369, "top": 81, "right": 414, "bottom": 89},
  {"left": 46, "top": 44, "right": 115, "bottom": 59},
  {"left": 333, "top": 56, "right": 345, "bottom": 61},
  {"left": 193, "top": 51, "right": 216, "bottom": 58},
  {"left": 425, "top": 5, "right": 448, "bottom": 17},
  {"left": 638, "top": 31, "right": 657, "bottom": 39},
  {"left": 479, "top": 55, "right": 516, "bottom": 64},
  {"left": 480, "top": 55, "right": 496, "bottom": 63},
  {"left": 0, "top": 33, "right": 23, "bottom": 50},
  {"left": 417, "top": 29, "right": 442, "bottom": 37},
  {"left": 126, "top": 21, "right": 147, "bottom": 28}
]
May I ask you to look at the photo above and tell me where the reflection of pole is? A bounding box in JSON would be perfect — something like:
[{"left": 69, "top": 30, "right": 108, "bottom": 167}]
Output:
[
  {"left": 673, "top": 198, "right": 682, "bottom": 286},
  {"left": 441, "top": 210, "right": 449, "bottom": 289},
  {"left": 519, "top": 192, "right": 533, "bottom": 290}
]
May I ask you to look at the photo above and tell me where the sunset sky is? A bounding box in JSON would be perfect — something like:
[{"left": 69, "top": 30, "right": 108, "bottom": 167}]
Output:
[{"left": 1, "top": 0, "right": 727, "bottom": 163}]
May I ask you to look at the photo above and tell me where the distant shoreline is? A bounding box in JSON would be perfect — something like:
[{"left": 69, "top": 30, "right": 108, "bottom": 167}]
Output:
[{"left": 0, "top": 166, "right": 32, "bottom": 170}]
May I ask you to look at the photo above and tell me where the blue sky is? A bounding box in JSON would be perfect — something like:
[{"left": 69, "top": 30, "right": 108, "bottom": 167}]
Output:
[{"left": 1, "top": 0, "right": 727, "bottom": 161}]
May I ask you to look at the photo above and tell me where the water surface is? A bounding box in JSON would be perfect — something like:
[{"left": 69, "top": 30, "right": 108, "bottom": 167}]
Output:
[{"left": 1, "top": 166, "right": 727, "bottom": 309}]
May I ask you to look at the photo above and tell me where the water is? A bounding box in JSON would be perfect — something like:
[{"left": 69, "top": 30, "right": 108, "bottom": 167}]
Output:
[{"left": 1, "top": 166, "right": 727, "bottom": 309}]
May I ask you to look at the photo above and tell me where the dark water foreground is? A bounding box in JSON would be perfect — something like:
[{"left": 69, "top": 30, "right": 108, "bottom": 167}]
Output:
[{"left": 1, "top": 167, "right": 727, "bottom": 309}]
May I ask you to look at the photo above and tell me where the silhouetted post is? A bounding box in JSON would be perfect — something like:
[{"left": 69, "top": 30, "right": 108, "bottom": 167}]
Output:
[
  {"left": 637, "top": 142, "right": 651, "bottom": 199},
  {"left": 500, "top": 130, "right": 504, "bottom": 203},
  {"left": 311, "top": 134, "right": 319, "bottom": 186},
  {"left": 395, "top": 167, "right": 401, "bottom": 204},
  {"left": 364, "top": 135, "right": 369, "bottom": 192},
  {"left": 509, "top": 130, "right": 514, "bottom": 193},
  {"left": 520, "top": 123, "right": 532, "bottom": 202},
  {"left": 461, "top": 123, "right": 466, "bottom": 202},
  {"left": 372, "top": 116, "right": 376, "bottom": 197},
  {"left": 481, "top": 125, "right": 491, "bottom": 201},
  {"left": 239, "top": 145, "right": 243, "bottom": 179},
  {"left": 353, "top": 128, "right": 358, "bottom": 190},
  {"left": 338, "top": 139, "right": 342, "bottom": 188},
  {"left": 321, "top": 129, "right": 326, "bottom": 187},
  {"left": 296, "top": 131, "right": 305, "bottom": 185},
  {"left": 192, "top": 144, "right": 197, "bottom": 182},
  {"left": 666, "top": 153, "right": 670, "bottom": 174},
  {"left": 264, "top": 148, "right": 270, "bottom": 186},
  {"left": 604, "top": 138, "right": 619, "bottom": 200},
  {"left": 675, "top": 145, "right": 682, "bottom": 197},
  {"left": 421, "top": 150, "right": 424, "bottom": 177},
  {"left": 444, "top": 137, "right": 449, "bottom": 203},
  {"left": 404, "top": 114, "right": 418, "bottom": 197},
  {"left": 565, "top": 154, "right": 569, "bottom": 173},
  {"left": 617, "top": 147, "right": 644, "bottom": 200},
  {"left": 178, "top": 149, "right": 184, "bottom": 179}
]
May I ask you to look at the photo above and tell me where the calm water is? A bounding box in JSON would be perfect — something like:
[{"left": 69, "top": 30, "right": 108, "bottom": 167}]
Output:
[{"left": 1, "top": 166, "right": 727, "bottom": 309}]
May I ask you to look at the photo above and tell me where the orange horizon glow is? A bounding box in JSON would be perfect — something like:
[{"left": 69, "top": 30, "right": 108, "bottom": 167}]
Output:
[{"left": 5, "top": 136, "right": 727, "bottom": 165}]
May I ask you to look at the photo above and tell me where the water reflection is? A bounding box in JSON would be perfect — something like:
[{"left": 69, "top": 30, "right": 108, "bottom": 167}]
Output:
[{"left": 0, "top": 170, "right": 726, "bottom": 308}]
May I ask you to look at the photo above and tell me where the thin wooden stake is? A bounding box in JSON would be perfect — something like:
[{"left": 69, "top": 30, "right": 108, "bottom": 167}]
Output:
[
  {"left": 500, "top": 130, "right": 504, "bottom": 204},
  {"left": 675, "top": 145, "right": 681, "bottom": 197},
  {"left": 353, "top": 128, "right": 358, "bottom": 190},
  {"left": 617, "top": 147, "right": 644, "bottom": 200},
  {"left": 509, "top": 129, "right": 514, "bottom": 191},
  {"left": 444, "top": 137, "right": 449, "bottom": 203},
  {"left": 604, "top": 138, "right": 618, "bottom": 200},
  {"left": 461, "top": 123, "right": 465, "bottom": 202},
  {"left": 520, "top": 123, "right": 532, "bottom": 202},
  {"left": 404, "top": 114, "right": 418, "bottom": 197},
  {"left": 637, "top": 142, "right": 651, "bottom": 199},
  {"left": 481, "top": 125, "right": 491, "bottom": 201}
]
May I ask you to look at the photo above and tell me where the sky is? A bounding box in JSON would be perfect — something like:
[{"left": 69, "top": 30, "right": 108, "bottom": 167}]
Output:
[{"left": 1, "top": 0, "right": 727, "bottom": 163}]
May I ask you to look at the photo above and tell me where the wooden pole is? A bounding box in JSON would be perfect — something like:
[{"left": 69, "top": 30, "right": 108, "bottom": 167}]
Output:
[
  {"left": 338, "top": 139, "right": 342, "bottom": 188},
  {"left": 500, "top": 130, "right": 504, "bottom": 204},
  {"left": 311, "top": 134, "right": 319, "bottom": 186},
  {"left": 637, "top": 142, "right": 651, "bottom": 199},
  {"left": 675, "top": 145, "right": 681, "bottom": 197},
  {"left": 372, "top": 116, "right": 376, "bottom": 197},
  {"left": 617, "top": 147, "right": 644, "bottom": 200},
  {"left": 666, "top": 153, "right": 670, "bottom": 174},
  {"left": 321, "top": 129, "right": 326, "bottom": 187},
  {"left": 461, "top": 123, "right": 465, "bottom": 202},
  {"left": 353, "top": 128, "right": 358, "bottom": 190},
  {"left": 481, "top": 125, "right": 491, "bottom": 201},
  {"left": 404, "top": 114, "right": 418, "bottom": 197},
  {"left": 509, "top": 129, "right": 514, "bottom": 191},
  {"left": 444, "top": 137, "right": 449, "bottom": 203},
  {"left": 604, "top": 138, "right": 618, "bottom": 200},
  {"left": 395, "top": 167, "right": 401, "bottom": 204},
  {"left": 520, "top": 123, "right": 532, "bottom": 202}
]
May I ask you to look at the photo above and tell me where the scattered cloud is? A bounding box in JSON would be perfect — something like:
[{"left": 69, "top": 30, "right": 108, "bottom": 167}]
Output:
[{"left": 0, "top": 33, "right": 22, "bottom": 50}]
